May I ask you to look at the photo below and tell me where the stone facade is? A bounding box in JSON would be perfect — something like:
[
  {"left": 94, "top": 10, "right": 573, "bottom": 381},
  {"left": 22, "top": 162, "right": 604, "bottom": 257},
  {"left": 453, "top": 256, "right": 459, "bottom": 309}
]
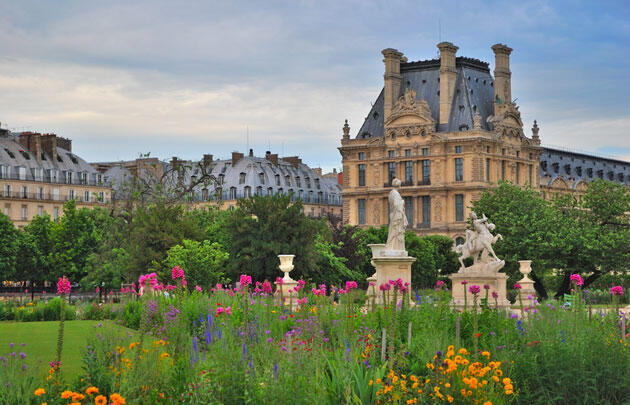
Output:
[
  {"left": 0, "top": 129, "right": 110, "bottom": 227},
  {"left": 339, "top": 42, "right": 630, "bottom": 242}
]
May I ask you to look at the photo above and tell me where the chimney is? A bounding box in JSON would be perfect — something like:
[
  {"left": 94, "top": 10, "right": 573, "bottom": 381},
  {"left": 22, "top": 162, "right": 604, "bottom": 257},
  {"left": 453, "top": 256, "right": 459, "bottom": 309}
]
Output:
[
  {"left": 437, "top": 42, "right": 459, "bottom": 125},
  {"left": 18, "top": 132, "right": 42, "bottom": 163},
  {"left": 170, "top": 156, "right": 180, "bottom": 170},
  {"left": 203, "top": 154, "right": 213, "bottom": 166},
  {"left": 265, "top": 151, "right": 278, "bottom": 166},
  {"left": 248, "top": 148, "right": 253, "bottom": 157},
  {"left": 40, "top": 134, "right": 58, "bottom": 163},
  {"left": 382, "top": 48, "right": 404, "bottom": 121},
  {"left": 283, "top": 156, "right": 302, "bottom": 168},
  {"left": 491, "top": 43, "right": 513, "bottom": 114},
  {"left": 56, "top": 136, "right": 72, "bottom": 152},
  {"left": 313, "top": 168, "right": 322, "bottom": 175},
  {"left": 232, "top": 151, "right": 244, "bottom": 165}
]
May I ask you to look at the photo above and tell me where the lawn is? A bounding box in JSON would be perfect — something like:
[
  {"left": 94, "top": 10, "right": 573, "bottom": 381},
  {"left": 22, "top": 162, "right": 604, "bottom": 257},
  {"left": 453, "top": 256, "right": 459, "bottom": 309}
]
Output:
[{"left": 0, "top": 320, "right": 129, "bottom": 379}]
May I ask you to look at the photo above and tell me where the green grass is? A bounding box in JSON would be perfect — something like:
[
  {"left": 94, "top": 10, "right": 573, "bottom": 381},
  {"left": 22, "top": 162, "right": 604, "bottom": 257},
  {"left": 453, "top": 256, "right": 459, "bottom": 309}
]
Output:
[{"left": 0, "top": 320, "right": 129, "bottom": 379}]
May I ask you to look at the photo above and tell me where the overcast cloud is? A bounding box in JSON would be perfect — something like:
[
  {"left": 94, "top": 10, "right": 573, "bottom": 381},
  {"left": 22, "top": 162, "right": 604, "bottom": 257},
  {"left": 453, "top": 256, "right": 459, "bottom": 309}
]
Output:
[{"left": 0, "top": 0, "right": 628, "bottom": 170}]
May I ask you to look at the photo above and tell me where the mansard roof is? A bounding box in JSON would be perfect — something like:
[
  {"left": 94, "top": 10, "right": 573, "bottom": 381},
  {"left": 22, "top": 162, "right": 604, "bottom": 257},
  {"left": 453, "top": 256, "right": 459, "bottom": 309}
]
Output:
[
  {"left": 540, "top": 147, "right": 630, "bottom": 187},
  {"left": 355, "top": 57, "right": 495, "bottom": 139}
]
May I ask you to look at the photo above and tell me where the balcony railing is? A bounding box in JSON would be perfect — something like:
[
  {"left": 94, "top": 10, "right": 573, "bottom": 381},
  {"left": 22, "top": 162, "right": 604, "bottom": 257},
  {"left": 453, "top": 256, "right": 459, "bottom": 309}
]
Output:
[
  {"left": 175, "top": 188, "right": 342, "bottom": 206},
  {"left": 0, "top": 191, "right": 107, "bottom": 203},
  {"left": 0, "top": 173, "right": 106, "bottom": 187}
]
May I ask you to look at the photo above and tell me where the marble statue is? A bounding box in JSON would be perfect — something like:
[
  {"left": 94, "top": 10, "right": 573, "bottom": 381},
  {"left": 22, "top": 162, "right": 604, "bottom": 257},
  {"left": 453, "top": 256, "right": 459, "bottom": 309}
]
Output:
[
  {"left": 455, "top": 211, "right": 504, "bottom": 272},
  {"left": 385, "top": 178, "right": 407, "bottom": 253}
]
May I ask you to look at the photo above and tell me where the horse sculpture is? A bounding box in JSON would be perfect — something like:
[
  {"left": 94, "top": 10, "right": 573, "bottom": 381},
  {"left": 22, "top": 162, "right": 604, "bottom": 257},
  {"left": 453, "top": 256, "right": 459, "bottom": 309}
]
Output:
[{"left": 455, "top": 213, "right": 503, "bottom": 269}]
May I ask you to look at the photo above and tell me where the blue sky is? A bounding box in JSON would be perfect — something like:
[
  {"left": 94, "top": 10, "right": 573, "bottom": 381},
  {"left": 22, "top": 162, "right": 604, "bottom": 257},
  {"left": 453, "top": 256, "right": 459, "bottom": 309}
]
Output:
[{"left": 0, "top": 0, "right": 628, "bottom": 170}]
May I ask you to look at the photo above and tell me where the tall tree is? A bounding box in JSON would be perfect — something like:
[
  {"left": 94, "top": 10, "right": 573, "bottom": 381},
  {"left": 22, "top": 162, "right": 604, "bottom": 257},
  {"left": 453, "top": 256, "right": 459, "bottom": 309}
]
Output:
[
  {"left": 0, "top": 213, "right": 18, "bottom": 281},
  {"left": 15, "top": 214, "right": 53, "bottom": 293},
  {"left": 225, "top": 195, "right": 322, "bottom": 283}
]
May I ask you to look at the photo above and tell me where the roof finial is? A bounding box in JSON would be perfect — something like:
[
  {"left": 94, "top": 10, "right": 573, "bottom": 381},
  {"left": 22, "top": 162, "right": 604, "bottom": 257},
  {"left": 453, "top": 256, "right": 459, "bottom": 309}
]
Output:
[
  {"left": 342, "top": 119, "right": 350, "bottom": 140},
  {"left": 473, "top": 110, "right": 482, "bottom": 130},
  {"left": 531, "top": 120, "right": 540, "bottom": 144}
]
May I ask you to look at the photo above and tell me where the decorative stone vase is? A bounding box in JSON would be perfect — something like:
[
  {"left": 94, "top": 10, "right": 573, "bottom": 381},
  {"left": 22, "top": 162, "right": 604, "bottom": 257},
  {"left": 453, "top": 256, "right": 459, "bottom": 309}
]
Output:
[
  {"left": 367, "top": 244, "right": 386, "bottom": 258},
  {"left": 278, "top": 254, "right": 295, "bottom": 282},
  {"left": 517, "top": 260, "right": 536, "bottom": 307}
]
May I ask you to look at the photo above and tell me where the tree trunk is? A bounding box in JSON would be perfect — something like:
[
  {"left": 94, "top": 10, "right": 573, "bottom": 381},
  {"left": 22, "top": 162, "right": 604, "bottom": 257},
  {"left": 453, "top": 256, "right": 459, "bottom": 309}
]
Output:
[
  {"left": 530, "top": 272, "right": 548, "bottom": 299},
  {"left": 555, "top": 272, "right": 571, "bottom": 298}
]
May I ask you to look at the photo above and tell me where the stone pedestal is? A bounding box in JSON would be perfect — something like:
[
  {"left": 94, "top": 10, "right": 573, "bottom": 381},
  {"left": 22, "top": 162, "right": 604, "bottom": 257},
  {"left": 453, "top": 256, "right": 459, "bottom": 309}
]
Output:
[
  {"left": 369, "top": 250, "right": 415, "bottom": 305},
  {"left": 276, "top": 254, "right": 299, "bottom": 309},
  {"left": 450, "top": 272, "right": 510, "bottom": 310},
  {"left": 517, "top": 260, "right": 536, "bottom": 306}
]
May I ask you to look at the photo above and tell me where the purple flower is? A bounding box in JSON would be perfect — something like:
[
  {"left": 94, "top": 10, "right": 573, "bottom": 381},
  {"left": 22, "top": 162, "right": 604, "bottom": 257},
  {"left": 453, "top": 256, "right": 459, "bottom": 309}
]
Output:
[
  {"left": 19, "top": 352, "right": 26, "bottom": 359},
  {"left": 266, "top": 337, "right": 273, "bottom": 343},
  {"left": 9, "top": 343, "right": 14, "bottom": 348},
  {"left": 469, "top": 285, "right": 481, "bottom": 295}
]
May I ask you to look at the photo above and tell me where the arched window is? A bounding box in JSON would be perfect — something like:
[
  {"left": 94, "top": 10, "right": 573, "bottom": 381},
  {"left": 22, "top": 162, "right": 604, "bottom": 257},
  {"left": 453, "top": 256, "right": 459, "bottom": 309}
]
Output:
[
  {"left": 275, "top": 174, "right": 280, "bottom": 186},
  {"left": 229, "top": 187, "right": 236, "bottom": 200},
  {"left": 239, "top": 173, "right": 246, "bottom": 184},
  {"left": 267, "top": 187, "right": 273, "bottom": 196},
  {"left": 285, "top": 175, "right": 291, "bottom": 186},
  {"left": 244, "top": 186, "right": 251, "bottom": 198},
  {"left": 258, "top": 173, "right": 265, "bottom": 184},
  {"left": 256, "top": 186, "right": 262, "bottom": 196}
]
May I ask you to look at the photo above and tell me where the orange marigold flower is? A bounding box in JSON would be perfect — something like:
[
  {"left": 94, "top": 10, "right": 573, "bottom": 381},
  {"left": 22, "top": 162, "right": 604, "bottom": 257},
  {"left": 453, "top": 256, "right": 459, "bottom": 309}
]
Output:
[
  {"left": 34, "top": 388, "right": 46, "bottom": 396},
  {"left": 61, "top": 390, "right": 74, "bottom": 399},
  {"left": 447, "top": 395, "right": 454, "bottom": 403},
  {"left": 95, "top": 396, "right": 107, "bottom": 405},
  {"left": 481, "top": 351, "right": 490, "bottom": 358},
  {"left": 72, "top": 393, "right": 86, "bottom": 401},
  {"left": 86, "top": 386, "right": 99, "bottom": 395},
  {"left": 110, "top": 393, "right": 126, "bottom": 404},
  {"left": 502, "top": 378, "right": 511, "bottom": 385},
  {"left": 484, "top": 402, "right": 492, "bottom": 405}
]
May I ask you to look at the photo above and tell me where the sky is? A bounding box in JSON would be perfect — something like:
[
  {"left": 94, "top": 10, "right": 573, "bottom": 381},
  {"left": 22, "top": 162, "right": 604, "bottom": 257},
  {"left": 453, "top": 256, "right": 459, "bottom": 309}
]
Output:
[{"left": 0, "top": 0, "right": 628, "bottom": 171}]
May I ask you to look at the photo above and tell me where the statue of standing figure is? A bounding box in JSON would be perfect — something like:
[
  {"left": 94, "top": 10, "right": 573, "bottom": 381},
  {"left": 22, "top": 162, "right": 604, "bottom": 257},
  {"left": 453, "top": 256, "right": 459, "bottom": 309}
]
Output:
[
  {"left": 385, "top": 178, "right": 407, "bottom": 253},
  {"left": 456, "top": 211, "right": 503, "bottom": 270}
]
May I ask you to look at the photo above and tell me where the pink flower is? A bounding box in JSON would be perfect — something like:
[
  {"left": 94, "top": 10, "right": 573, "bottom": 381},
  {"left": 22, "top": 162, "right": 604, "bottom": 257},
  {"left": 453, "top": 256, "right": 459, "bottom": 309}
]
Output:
[
  {"left": 95, "top": 287, "right": 100, "bottom": 293},
  {"left": 492, "top": 291, "right": 498, "bottom": 299},
  {"left": 483, "top": 284, "right": 490, "bottom": 290},
  {"left": 275, "top": 277, "right": 284, "bottom": 285},
  {"left": 195, "top": 285, "right": 202, "bottom": 292},
  {"left": 181, "top": 278, "right": 188, "bottom": 288},
  {"left": 461, "top": 280, "right": 468, "bottom": 286},
  {"left": 262, "top": 280, "right": 273, "bottom": 294},
  {"left": 239, "top": 274, "right": 252, "bottom": 287},
  {"left": 570, "top": 274, "right": 584, "bottom": 286},
  {"left": 379, "top": 283, "right": 391, "bottom": 291},
  {"left": 436, "top": 280, "right": 445, "bottom": 289},
  {"left": 469, "top": 285, "right": 481, "bottom": 295},
  {"left": 513, "top": 283, "right": 522, "bottom": 290},
  {"left": 345, "top": 281, "right": 358, "bottom": 291},
  {"left": 56, "top": 277, "right": 71, "bottom": 295},
  {"left": 171, "top": 266, "right": 184, "bottom": 280},
  {"left": 165, "top": 284, "right": 177, "bottom": 291},
  {"left": 611, "top": 286, "right": 624, "bottom": 296}
]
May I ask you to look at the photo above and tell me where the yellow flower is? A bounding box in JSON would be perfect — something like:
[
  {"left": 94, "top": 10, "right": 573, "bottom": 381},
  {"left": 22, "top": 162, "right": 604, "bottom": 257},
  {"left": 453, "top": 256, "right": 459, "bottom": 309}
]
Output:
[
  {"left": 95, "top": 395, "right": 107, "bottom": 405},
  {"left": 61, "top": 390, "right": 74, "bottom": 399},
  {"left": 444, "top": 383, "right": 451, "bottom": 388},
  {"left": 86, "top": 387, "right": 99, "bottom": 395}
]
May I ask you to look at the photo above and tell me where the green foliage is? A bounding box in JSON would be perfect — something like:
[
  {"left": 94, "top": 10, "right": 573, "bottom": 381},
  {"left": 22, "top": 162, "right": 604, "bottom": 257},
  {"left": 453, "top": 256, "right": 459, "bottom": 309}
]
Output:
[
  {"left": 0, "top": 212, "right": 18, "bottom": 280},
  {"left": 15, "top": 214, "right": 53, "bottom": 285},
  {"left": 472, "top": 181, "right": 630, "bottom": 298},
  {"left": 224, "top": 194, "right": 323, "bottom": 282},
  {"left": 164, "top": 239, "right": 228, "bottom": 289}
]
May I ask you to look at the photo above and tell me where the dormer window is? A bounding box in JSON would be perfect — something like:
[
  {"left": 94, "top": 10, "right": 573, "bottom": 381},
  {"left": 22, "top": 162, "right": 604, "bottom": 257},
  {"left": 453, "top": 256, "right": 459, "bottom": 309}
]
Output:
[
  {"left": 4, "top": 148, "right": 15, "bottom": 159},
  {"left": 57, "top": 155, "right": 63, "bottom": 163},
  {"left": 19, "top": 150, "right": 30, "bottom": 160},
  {"left": 239, "top": 172, "right": 246, "bottom": 184},
  {"left": 67, "top": 153, "right": 78, "bottom": 164},
  {"left": 305, "top": 177, "right": 311, "bottom": 188},
  {"left": 285, "top": 175, "right": 291, "bottom": 186},
  {"left": 0, "top": 165, "right": 10, "bottom": 179},
  {"left": 275, "top": 174, "right": 280, "bottom": 186},
  {"left": 258, "top": 173, "right": 265, "bottom": 184},
  {"left": 296, "top": 176, "right": 301, "bottom": 187},
  {"left": 218, "top": 174, "right": 224, "bottom": 184},
  {"left": 315, "top": 179, "right": 320, "bottom": 189}
]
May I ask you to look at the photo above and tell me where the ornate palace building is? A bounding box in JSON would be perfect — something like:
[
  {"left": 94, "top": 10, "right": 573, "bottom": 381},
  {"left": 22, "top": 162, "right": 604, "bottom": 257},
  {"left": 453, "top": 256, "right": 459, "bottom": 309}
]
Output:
[
  {"left": 0, "top": 128, "right": 110, "bottom": 227},
  {"left": 339, "top": 42, "right": 630, "bottom": 243}
]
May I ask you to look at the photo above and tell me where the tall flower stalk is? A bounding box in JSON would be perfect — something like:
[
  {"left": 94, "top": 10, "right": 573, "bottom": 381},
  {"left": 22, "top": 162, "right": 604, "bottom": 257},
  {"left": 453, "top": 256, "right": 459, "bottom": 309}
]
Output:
[
  {"left": 56, "top": 276, "right": 71, "bottom": 379},
  {"left": 469, "top": 285, "right": 481, "bottom": 357},
  {"left": 461, "top": 281, "right": 468, "bottom": 311},
  {"left": 611, "top": 286, "right": 623, "bottom": 318},
  {"left": 514, "top": 283, "right": 524, "bottom": 318}
]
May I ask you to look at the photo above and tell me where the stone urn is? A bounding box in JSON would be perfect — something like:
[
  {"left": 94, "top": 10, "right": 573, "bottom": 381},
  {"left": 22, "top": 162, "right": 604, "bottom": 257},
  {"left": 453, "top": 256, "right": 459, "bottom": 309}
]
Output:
[
  {"left": 517, "top": 260, "right": 536, "bottom": 306},
  {"left": 518, "top": 260, "right": 533, "bottom": 281},
  {"left": 278, "top": 254, "right": 295, "bottom": 282},
  {"left": 368, "top": 244, "right": 386, "bottom": 258}
]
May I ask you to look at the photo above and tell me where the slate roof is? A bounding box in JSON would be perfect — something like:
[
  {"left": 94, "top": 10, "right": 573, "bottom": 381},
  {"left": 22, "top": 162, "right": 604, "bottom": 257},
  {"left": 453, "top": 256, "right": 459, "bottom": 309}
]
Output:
[
  {"left": 355, "top": 57, "right": 495, "bottom": 138},
  {"left": 540, "top": 147, "right": 630, "bottom": 188}
]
